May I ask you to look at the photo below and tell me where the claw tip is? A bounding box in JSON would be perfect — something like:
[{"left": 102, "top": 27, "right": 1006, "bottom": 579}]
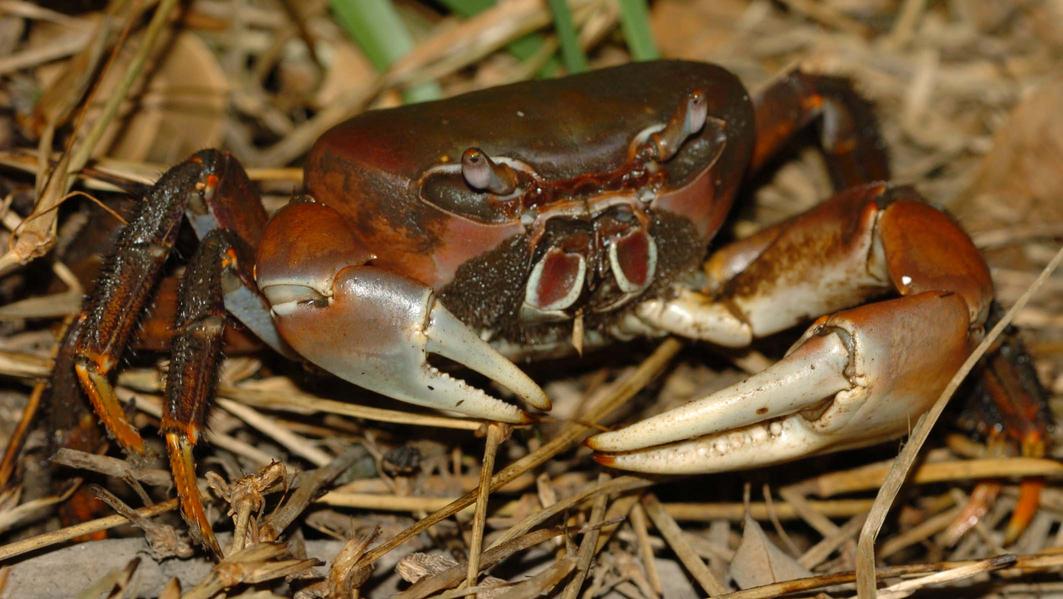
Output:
[{"left": 591, "top": 452, "right": 615, "bottom": 466}]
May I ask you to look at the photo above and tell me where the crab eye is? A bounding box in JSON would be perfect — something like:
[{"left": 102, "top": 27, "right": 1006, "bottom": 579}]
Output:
[
  {"left": 649, "top": 88, "right": 710, "bottom": 162},
  {"left": 461, "top": 147, "right": 518, "bottom": 195},
  {"left": 685, "top": 90, "right": 708, "bottom": 138}
]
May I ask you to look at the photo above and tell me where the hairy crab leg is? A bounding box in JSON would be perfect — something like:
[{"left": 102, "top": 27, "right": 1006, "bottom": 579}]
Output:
[
  {"left": 592, "top": 184, "right": 994, "bottom": 472},
  {"left": 70, "top": 159, "right": 227, "bottom": 456},
  {"left": 951, "top": 326, "right": 1052, "bottom": 543},
  {"left": 162, "top": 230, "right": 237, "bottom": 557},
  {"left": 749, "top": 69, "right": 890, "bottom": 188},
  {"left": 54, "top": 150, "right": 270, "bottom": 554},
  {"left": 257, "top": 200, "right": 549, "bottom": 424}
]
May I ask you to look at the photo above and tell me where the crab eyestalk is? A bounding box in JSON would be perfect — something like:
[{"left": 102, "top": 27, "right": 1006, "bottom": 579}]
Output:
[
  {"left": 461, "top": 147, "right": 519, "bottom": 195},
  {"left": 648, "top": 89, "right": 709, "bottom": 162}
]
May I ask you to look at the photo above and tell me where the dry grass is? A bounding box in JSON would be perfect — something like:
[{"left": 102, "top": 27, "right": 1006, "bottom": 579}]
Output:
[{"left": 0, "top": 0, "right": 1059, "bottom": 597}]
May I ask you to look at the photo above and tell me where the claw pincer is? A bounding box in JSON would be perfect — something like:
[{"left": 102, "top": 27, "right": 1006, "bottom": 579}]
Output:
[
  {"left": 589, "top": 185, "right": 993, "bottom": 473},
  {"left": 256, "top": 199, "right": 548, "bottom": 423}
]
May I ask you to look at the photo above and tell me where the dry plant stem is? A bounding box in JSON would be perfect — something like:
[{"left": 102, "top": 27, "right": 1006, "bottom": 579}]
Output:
[
  {"left": 394, "top": 528, "right": 564, "bottom": 599},
  {"left": 218, "top": 385, "right": 484, "bottom": 431},
  {"left": 630, "top": 502, "right": 663, "bottom": 595},
  {"left": 0, "top": 380, "right": 45, "bottom": 488},
  {"left": 855, "top": 245, "right": 1063, "bottom": 597},
  {"left": 0, "top": 0, "right": 179, "bottom": 275},
  {"left": 798, "top": 512, "right": 866, "bottom": 570},
  {"left": 0, "top": 151, "right": 303, "bottom": 188},
  {"left": 642, "top": 493, "right": 728, "bottom": 596},
  {"left": 716, "top": 553, "right": 1061, "bottom": 599},
  {"left": 0, "top": 498, "right": 178, "bottom": 562},
  {"left": 317, "top": 493, "right": 458, "bottom": 513},
  {"left": 181, "top": 543, "right": 317, "bottom": 599},
  {"left": 0, "top": 485, "right": 77, "bottom": 535},
  {"left": 465, "top": 423, "right": 503, "bottom": 594},
  {"left": 594, "top": 493, "right": 639, "bottom": 554},
  {"left": 216, "top": 397, "right": 332, "bottom": 466},
  {"left": 763, "top": 484, "right": 801, "bottom": 557},
  {"left": 51, "top": 448, "right": 171, "bottom": 487},
  {"left": 229, "top": 499, "right": 253, "bottom": 555},
  {"left": 779, "top": 486, "right": 841, "bottom": 539},
  {"left": 66, "top": 0, "right": 178, "bottom": 171},
  {"left": 801, "top": 457, "right": 1063, "bottom": 498},
  {"left": 260, "top": 445, "right": 366, "bottom": 540},
  {"left": 356, "top": 338, "right": 682, "bottom": 570},
  {"left": 875, "top": 556, "right": 1014, "bottom": 599},
  {"left": 560, "top": 472, "right": 610, "bottom": 599},
  {"left": 488, "top": 475, "right": 653, "bottom": 551},
  {"left": 878, "top": 504, "right": 964, "bottom": 560}
]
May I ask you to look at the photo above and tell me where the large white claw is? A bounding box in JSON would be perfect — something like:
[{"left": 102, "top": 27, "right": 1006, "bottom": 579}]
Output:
[
  {"left": 591, "top": 293, "right": 974, "bottom": 475},
  {"left": 268, "top": 266, "right": 548, "bottom": 424},
  {"left": 588, "top": 331, "right": 855, "bottom": 474},
  {"left": 426, "top": 301, "right": 551, "bottom": 412}
]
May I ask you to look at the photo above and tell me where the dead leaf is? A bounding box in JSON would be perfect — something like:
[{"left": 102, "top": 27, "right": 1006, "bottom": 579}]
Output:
[{"left": 729, "top": 514, "right": 812, "bottom": 589}]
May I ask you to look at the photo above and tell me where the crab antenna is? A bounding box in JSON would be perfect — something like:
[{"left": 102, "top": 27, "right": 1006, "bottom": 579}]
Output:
[
  {"left": 649, "top": 89, "right": 708, "bottom": 161},
  {"left": 461, "top": 147, "right": 519, "bottom": 195}
]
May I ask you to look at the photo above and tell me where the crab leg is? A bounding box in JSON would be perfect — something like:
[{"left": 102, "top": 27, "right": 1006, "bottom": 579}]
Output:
[
  {"left": 257, "top": 200, "right": 549, "bottom": 424},
  {"left": 749, "top": 69, "right": 890, "bottom": 188},
  {"left": 163, "top": 229, "right": 235, "bottom": 557},
  {"left": 591, "top": 184, "right": 994, "bottom": 473},
  {"left": 56, "top": 150, "right": 270, "bottom": 554},
  {"left": 952, "top": 326, "right": 1051, "bottom": 543}
]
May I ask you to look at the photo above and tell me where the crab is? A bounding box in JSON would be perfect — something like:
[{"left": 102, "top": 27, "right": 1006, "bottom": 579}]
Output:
[{"left": 51, "top": 60, "right": 1026, "bottom": 555}]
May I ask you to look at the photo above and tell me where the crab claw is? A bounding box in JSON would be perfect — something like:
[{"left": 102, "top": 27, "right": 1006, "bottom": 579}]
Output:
[
  {"left": 264, "top": 265, "right": 548, "bottom": 423},
  {"left": 590, "top": 292, "right": 972, "bottom": 474},
  {"left": 256, "top": 200, "right": 548, "bottom": 423}
]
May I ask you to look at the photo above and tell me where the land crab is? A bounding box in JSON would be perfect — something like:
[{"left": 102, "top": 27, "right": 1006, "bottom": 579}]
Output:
[{"left": 51, "top": 60, "right": 1026, "bottom": 555}]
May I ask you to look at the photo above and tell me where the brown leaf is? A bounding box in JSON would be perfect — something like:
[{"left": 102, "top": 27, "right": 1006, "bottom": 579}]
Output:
[{"left": 729, "top": 514, "right": 811, "bottom": 589}]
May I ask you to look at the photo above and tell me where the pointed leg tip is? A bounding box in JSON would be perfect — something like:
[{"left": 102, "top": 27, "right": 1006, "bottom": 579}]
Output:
[
  {"left": 1004, "top": 478, "right": 1043, "bottom": 544},
  {"left": 165, "top": 432, "right": 221, "bottom": 558}
]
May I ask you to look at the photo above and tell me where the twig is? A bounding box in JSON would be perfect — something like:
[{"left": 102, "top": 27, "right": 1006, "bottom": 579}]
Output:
[
  {"left": 488, "top": 475, "right": 653, "bottom": 551},
  {"left": 0, "top": 499, "right": 178, "bottom": 562},
  {"left": 0, "top": 484, "right": 77, "bottom": 535},
  {"left": 465, "top": 423, "right": 504, "bottom": 594},
  {"left": 0, "top": 381, "right": 46, "bottom": 488},
  {"left": 876, "top": 555, "right": 1013, "bottom": 599},
  {"left": 355, "top": 338, "right": 682, "bottom": 571},
  {"left": 394, "top": 528, "right": 564, "bottom": 599},
  {"left": 631, "top": 502, "right": 663, "bottom": 595},
  {"left": 181, "top": 542, "right": 318, "bottom": 599},
  {"left": 560, "top": 472, "right": 610, "bottom": 599},
  {"left": 717, "top": 553, "right": 1059, "bottom": 599},
  {"left": 642, "top": 493, "right": 728, "bottom": 596},
  {"left": 855, "top": 245, "right": 1063, "bottom": 596},
  {"left": 260, "top": 445, "right": 367, "bottom": 540},
  {"left": 798, "top": 512, "right": 866, "bottom": 570},
  {"left": 51, "top": 448, "right": 172, "bottom": 488},
  {"left": 796, "top": 456, "right": 1063, "bottom": 498},
  {"left": 879, "top": 504, "right": 964, "bottom": 560},
  {"left": 216, "top": 398, "right": 332, "bottom": 467}
]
